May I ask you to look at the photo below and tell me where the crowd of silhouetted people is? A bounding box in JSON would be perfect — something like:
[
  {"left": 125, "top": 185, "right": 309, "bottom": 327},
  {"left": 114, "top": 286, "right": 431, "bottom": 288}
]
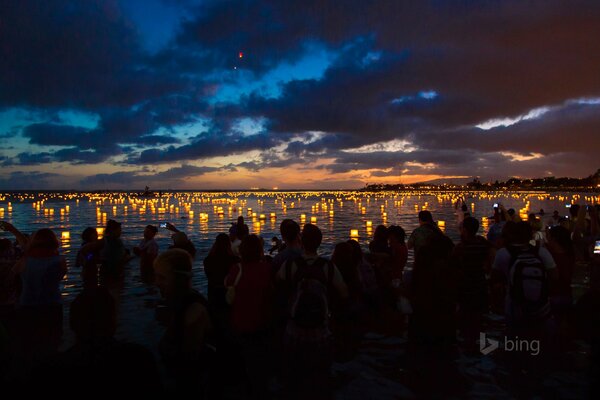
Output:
[{"left": 0, "top": 200, "right": 599, "bottom": 398}]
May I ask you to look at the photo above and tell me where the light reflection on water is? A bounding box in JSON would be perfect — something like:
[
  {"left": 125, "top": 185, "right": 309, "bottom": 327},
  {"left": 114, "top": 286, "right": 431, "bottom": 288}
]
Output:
[{"left": 0, "top": 190, "right": 596, "bottom": 347}]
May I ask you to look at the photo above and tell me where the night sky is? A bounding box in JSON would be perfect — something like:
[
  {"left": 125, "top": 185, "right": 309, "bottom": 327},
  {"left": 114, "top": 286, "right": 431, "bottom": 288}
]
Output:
[{"left": 1, "top": 0, "right": 599, "bottom": 190}]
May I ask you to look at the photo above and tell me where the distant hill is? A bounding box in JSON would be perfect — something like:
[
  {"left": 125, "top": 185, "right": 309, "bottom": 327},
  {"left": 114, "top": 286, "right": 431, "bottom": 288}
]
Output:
[
  {"left": 362, "top": 169, "right": 600, "bottom": 191},
  {"left": 413, "top": 177, "right": 472, "bottom": 185}
]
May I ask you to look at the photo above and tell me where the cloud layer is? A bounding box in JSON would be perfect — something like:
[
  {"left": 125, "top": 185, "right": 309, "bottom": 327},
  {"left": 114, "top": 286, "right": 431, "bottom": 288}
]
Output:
[{"left": 1, "top": 0, "right": 599, "bottom": 188}]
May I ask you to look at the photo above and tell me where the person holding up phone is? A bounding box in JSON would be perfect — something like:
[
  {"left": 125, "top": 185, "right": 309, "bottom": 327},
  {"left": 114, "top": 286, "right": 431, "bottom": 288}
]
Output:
[
  {"left": 164, "top": 222, "right": 196, "bottom": 258},
  {"left": 133, "top": 225, "right": 159, "bottom": 283}
]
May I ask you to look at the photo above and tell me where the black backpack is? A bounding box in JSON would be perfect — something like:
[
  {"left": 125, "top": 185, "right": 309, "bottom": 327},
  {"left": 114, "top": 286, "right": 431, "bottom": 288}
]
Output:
[
  {"left": 286, "top": 257, "right": 334, "bottom": 328},
  {"left": 507, "top": 245, "right": 550, "bottom": 320}
]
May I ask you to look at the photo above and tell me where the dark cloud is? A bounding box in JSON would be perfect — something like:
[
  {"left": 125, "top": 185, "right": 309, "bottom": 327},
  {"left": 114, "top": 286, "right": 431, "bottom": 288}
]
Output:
[
  {"left": 134, "top": 130, "right": 279, "bottom": 164},
  {"left": 80, "top": 163, "right": 219, "bottom": 188},
  {"left": 152, "top": 164, "right": 218, "bottom": 179},
  {"left": 0, "top": 0, "right": 187, "bottom": 109},
  {"left": 23, "top": 123, "right": 100, "bottom": 149},
  {"left": 79, "top": 171, "right": 140, "bottom": 188},
  {"left": 2, "top": 0, "right": 600, "bottom": 184},
  {"left": 414, "top": 102, "right": 600, "bottom": 157},
  {"left": 0, "top": 171, "right": 60, "bottom": 189}
]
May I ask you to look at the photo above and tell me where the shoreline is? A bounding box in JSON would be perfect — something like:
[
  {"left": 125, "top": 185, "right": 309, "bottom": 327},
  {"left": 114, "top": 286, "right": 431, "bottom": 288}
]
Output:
[{"left": 1, "top": 188, "right": 599, "bottom": 194}]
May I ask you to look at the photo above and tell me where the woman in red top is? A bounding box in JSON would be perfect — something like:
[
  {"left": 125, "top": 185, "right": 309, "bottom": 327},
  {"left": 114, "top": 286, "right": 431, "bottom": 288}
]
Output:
[{"left": 225, "top": 234, "right": 272, "bottom": 399}]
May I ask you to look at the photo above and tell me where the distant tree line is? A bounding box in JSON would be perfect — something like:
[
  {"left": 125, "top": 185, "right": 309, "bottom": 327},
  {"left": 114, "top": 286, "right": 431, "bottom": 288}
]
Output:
[{"left": 363, "top": 168, "right": 600, "bottom": 191}]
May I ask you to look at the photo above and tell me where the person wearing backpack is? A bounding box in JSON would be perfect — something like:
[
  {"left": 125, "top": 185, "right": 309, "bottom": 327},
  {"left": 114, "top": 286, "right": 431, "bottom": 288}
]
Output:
[
  {"left": 491, "top": 222, "right": 559, "bottom": 337},
  {"left": 276, "top": 223, "right": 348, "bottom": 398}
]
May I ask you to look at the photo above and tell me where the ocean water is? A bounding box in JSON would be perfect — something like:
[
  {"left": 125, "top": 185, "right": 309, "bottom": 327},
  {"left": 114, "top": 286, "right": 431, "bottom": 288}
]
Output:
[{"left": 0, "top": 190, "right": 597, "bottom": 348}]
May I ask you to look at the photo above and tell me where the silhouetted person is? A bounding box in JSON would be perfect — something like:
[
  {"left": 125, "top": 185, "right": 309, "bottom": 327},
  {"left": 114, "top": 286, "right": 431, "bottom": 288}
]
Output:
[
  {"left": 204, "top": 233, "right": 239, "bottom": 314},
  {"left": 546, "top": 225, "right": 575, "bottom": 340},
  {"left": 369, "top": 224, "right": 390, "bottom": 254},
  {"left": 346, "top": 239, "right": 377, "bottom": 297},
  {"left": 225, "top": 235, "right": 273, "bottom": 399},
  {"left": 407, "top": 210, "right": 441, "bottom": 256},
  {"left": 269, "top": 236, "right": 283, "bottom": 255},
  {"left": 491, "top": 221, "right": 558, "bottom": 336},
  {"left": 488, "top": 206, "right": 508, "bottom": 248},
  {"left": 203, "top": 233, "right": 240, "bottom": 399},
  {"left": 277, "top": 223, "right": 348, "bottom": 399},
  {"left": 387, "top": 225, "right": 408, "bottom": 283},
  {"left": 165, "top": 222, "right": 196, "bottom": 258},
  {"left": 16, "top": 228, "right": 67, "bottom": 359},
  {"left": 75, "top": 227, "right": 98, "bottom": 268},
  {"left": 133, "top": 224, "right": 159, "bottom": 283},
  {"left": 155, "top": 249, "right": 213, "bottom": 396},
  {"left": 230, "top": 216, "right": 249, "bottom": 257},
  {"left": 27, "top": 287, "right": 162, "bottom": 395},
  {"left": 331, "top": 241, "right": 368, "bottom": 361},
  {"left": 407, "top": 228, "right": 464, "bottom": 397},
  {"left": 0, "top": 221, "right": 27, "bottom": 329},
  {"left": 574, "top": 254, "right": 600, "bottom": 399},
  {"left": 409, "top": 228, "right": 456, "bottom": 350},
  {"left": 75, "top": 227, "right": 102, "bottom": 288},
  {"left": 451, "top": 216, "right": 494, "bottom": 351},
  {"left": 272, "top": 219, "right": 302, "bottom": 275},
  {"left": 367, "top": 225, "right": 394, "bottom": 302},
  {"left": 81, "top": 219, "right": 131, "bottom": 284}
]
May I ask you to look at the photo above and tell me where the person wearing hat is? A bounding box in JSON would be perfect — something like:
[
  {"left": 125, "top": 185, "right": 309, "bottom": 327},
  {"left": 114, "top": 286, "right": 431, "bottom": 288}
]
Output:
[{"left": 165, "top": 222, "right": 197, "bottom": 259}]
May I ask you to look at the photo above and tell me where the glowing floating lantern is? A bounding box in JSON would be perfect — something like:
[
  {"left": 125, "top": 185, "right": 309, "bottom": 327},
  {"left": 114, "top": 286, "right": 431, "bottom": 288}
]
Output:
[
  {"left": 437, "top": 220, "right": 445, "bottom": 228},
  {"left": 366, "top": 220, "right": 373, "bottom": 227},
  {"left": 61, "top": 232, "right": 70, "bottom": 240},
  {"left": 350, "top": 229, "right": 359, "bottom": 238},
  {"left": 310, "top": 216, "right": 317, "bottom": 224}
]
